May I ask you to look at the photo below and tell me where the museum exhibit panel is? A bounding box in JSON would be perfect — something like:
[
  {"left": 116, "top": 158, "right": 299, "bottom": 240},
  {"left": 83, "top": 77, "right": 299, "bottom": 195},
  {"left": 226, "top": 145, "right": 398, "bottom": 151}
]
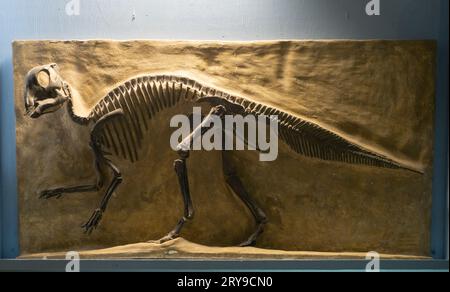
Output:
[
  {"left": 0, "top": 1, "right": 448, "bottom": 273},
  {"left": 13, "top": 40, "right": 436, "bottom": 259}
]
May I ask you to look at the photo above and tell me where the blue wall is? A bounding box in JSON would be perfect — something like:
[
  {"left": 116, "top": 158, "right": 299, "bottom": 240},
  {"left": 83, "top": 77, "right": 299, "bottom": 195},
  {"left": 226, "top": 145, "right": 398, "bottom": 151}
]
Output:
[
  {"left": 432, "top": 0, "right": 449, "bottom": 260},
  {"left": 0, "top": 0, "right": 448, "bottom": 259}
]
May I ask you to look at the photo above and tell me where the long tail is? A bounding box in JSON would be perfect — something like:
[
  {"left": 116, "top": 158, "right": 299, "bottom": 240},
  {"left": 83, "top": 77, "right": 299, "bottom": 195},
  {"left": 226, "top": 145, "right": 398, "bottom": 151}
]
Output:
[{"left": 198, "top": 96, "right": 424, "bottom": 175}]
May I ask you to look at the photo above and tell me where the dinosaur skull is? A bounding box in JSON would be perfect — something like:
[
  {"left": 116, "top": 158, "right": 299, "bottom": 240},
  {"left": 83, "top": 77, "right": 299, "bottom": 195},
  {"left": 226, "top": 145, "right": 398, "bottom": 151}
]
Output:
[{"left": 24, "top": 63, "right": 70, "bottom": 118}]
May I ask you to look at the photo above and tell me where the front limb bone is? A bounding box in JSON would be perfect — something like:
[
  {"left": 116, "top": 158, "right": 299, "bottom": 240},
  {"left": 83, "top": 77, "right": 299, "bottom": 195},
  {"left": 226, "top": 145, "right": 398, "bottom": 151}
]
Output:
[{"left": 81, "top": 109, "right": 124, "bottom": 234}]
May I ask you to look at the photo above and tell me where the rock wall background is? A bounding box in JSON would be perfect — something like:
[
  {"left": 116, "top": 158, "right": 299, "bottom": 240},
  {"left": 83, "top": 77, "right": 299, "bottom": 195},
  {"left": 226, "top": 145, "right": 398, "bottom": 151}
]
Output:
[{"left": 13, "top": 40, "right": 435, "bottom": 256}]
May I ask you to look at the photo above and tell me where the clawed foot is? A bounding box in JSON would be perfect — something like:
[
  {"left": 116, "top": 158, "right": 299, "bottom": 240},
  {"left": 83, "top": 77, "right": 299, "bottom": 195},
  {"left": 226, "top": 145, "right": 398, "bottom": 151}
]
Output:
[
  {"left": 81, "top": 208, "right": 103, "bottom": 234},
  {"left": 239, "top": 222, "right": 265, "bottom": 247},
  {"left": 148, "top": 232, "right": 179, "bottom": 244},
  {"left": 39, "top": 189, "right": 64, "bottom": 199},
  {"left": 239, "top": 238, "right": 257, "bottom": 247}
]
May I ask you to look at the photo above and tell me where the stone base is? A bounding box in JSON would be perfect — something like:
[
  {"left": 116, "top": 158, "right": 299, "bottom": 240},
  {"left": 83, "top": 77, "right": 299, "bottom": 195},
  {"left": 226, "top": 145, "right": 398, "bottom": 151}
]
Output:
[{"left": 19, "top": 238, "right": 429, "bottom": 260}]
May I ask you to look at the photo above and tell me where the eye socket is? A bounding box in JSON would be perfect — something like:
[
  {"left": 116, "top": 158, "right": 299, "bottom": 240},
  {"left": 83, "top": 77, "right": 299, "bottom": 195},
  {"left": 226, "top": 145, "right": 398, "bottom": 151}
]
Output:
[{"left": 36, "top": 70, "right": 50, "bottom": 88}]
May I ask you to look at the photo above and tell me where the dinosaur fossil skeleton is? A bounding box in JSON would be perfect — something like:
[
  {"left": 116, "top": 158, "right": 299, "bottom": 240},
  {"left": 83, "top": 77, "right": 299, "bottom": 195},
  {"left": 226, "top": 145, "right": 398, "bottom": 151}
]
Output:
[{"left": 23, "top": 63, "right": 422, "bottom": 246}]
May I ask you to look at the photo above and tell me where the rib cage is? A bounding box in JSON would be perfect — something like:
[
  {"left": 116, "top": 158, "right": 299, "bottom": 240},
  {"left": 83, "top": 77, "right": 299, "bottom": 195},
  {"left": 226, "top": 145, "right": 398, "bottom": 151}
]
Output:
[{"left": 89, "top": 74, "right": 414, "bottom": 172}]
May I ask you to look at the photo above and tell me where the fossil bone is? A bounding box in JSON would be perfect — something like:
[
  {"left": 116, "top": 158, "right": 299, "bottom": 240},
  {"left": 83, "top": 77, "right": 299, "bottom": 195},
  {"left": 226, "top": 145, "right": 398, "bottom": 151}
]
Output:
[{"left": 24, "top": 64, "right": 423, "bottom": 245}]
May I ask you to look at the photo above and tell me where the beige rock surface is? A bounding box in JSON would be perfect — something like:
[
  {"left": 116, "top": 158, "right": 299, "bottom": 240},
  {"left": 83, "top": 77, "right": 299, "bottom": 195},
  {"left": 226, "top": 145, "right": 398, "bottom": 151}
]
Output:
[
  {"left": 13, "top": 40, "right": 435, "bottom": 257},
  {"left": 19, "top": 238, "right": 429, "bottom": 260}
]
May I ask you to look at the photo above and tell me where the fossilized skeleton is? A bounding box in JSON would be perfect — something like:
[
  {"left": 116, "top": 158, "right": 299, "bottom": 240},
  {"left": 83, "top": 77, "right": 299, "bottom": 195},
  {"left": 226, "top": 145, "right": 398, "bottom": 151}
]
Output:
[{"left": 23, "top": 63, "right": 422, "bottom": 246}]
